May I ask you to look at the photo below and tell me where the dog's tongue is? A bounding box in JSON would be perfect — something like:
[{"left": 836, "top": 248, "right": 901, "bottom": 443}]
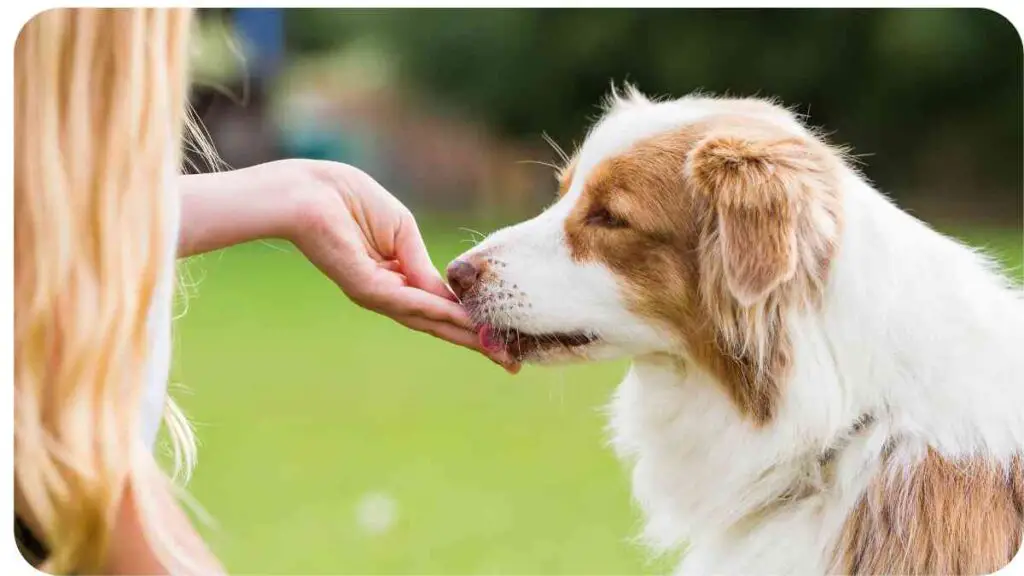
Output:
[
  {"left": 476, "top": 324, "right": 522, "bottom": 375},
  {"left": 478, "top": 324, "right": 506, "bottom": 353}
]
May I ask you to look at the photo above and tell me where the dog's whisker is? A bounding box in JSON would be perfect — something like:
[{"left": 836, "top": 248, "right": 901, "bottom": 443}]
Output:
[
  {"left": 516, "top": 159, "right": 562, "bottom": 171},
  {"left": 542, "top": 132, "right": 571, "bottom": 166},
  {"left": 457, "top": 227, "right": 487, "bottom": 242}
]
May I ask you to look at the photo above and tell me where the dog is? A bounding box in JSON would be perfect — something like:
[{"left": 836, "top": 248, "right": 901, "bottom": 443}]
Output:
[{"left": 446, "top": 87, "right": 1024, "bottom": 575}]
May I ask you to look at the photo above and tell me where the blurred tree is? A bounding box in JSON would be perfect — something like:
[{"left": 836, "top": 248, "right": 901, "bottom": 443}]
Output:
[{"left": 282, "top": 8, "right": 1021, "bottom": 223}]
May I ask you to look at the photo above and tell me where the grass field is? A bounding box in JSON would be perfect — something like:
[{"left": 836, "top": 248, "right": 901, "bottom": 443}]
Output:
[{"left": 169, "top": 221, "right": 1021, "bottom": 575}]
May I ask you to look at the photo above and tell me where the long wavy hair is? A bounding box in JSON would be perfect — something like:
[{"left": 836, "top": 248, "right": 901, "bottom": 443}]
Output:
[{"left": 15, "top": 8, "right": 206, "bottom": 573}]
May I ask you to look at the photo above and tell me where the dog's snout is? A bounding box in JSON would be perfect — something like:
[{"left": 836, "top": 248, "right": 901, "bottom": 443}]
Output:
[{"left": 446, "top": 259, "right": 481, "bottom": 301}]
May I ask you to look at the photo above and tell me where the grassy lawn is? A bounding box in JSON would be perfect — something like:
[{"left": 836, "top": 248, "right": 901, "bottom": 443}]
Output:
[{"left": 168, "top": 222, "right": 1020, "bottom": 574}]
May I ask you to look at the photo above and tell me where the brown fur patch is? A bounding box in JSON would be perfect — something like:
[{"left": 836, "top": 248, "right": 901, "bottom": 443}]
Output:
[
  {"left": 834, "top": 451, "right": 1024, "bottom": 575},
  {"left": 690, "top": 135, "right": 805, "bottom": 304},
  {"left": 563, "top": 111, "right": 843, "bottom": 424}
]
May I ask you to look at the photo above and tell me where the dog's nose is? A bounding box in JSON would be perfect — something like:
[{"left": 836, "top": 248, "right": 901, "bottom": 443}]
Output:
[{"left": 446, "top": 259, "right": 480, "bottom": 301}]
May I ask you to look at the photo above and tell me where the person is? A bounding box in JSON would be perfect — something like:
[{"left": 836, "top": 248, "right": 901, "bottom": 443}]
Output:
[{"left": 14, "top": 8, "right": 516, "bottom": 575}]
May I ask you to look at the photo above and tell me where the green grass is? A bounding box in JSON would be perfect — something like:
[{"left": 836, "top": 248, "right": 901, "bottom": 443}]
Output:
[{"left": 169, "top": 223, "right": 1020, "bottom": 575}]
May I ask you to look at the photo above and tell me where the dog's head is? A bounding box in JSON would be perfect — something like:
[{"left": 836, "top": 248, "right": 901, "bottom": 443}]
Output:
[{"left": 449, "top": 88, "right": 845, "bottom": 423}]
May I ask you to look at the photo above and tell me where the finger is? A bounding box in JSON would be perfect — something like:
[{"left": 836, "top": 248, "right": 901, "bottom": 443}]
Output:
[
  {"left": 384, "top": 287, "right": 476, "bottom": 329},
  {"left": 345, "top": 266, "right": 407, "bottom": 308},
  {"left": 394, "top": 315, "right": 520, "bottom": 373},
  {"left": 399, "top": 316, "right": 479, "bottom": 349},
  {"left": 393, "top": 213, "right": 458, "bottom": 302},
  {"left": 379, "top": 260, "right": 402, "bottom": 273}
]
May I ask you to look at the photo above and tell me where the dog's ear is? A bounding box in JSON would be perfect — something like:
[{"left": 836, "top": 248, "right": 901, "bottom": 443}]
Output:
[{"left": 686, "top": 133, "right": 825, "bottom": 306}]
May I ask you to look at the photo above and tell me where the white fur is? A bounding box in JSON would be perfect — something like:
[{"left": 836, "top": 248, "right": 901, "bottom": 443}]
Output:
[{"left": 457, "top": 91, "right": 1024, "bottom": 574}]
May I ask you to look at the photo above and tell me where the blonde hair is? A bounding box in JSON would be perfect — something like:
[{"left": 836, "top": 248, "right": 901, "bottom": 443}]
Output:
[{"left": 15, "top": 8, "right": 204, "bottom": 573}]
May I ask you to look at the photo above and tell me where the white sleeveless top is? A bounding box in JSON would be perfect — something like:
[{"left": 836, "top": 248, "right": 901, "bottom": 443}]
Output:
[{"left": 139, "top": 162, "right": 180, "bottom": 449}]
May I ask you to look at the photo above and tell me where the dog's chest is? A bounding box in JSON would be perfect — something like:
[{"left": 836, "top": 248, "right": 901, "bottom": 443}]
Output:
[{"left": 608, "top": 359, "right": 842, "bottom": 574}]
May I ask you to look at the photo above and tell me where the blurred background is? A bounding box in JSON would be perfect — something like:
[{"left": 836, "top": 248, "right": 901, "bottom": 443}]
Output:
[{"left": 173, "top": 8, "right": 1023, "bottom": 574}]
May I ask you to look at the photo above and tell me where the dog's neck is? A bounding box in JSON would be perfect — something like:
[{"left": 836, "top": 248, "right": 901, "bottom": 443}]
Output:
[{"left": 822, "top": 172, "right": 1024, "bottom": 458}]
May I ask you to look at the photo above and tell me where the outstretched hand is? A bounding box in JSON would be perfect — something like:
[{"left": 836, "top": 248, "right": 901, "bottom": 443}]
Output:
[{"left": 288, "top": 161, "right": 520, "bottom": 373}]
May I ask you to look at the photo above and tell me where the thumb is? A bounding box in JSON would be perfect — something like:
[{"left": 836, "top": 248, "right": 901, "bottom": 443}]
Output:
[{"left": 394, "top": 212, "right": 458, "bottom": 302}]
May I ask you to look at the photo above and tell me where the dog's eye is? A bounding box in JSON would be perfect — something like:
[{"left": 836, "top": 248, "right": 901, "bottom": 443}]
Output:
[{"left": 585, "top": 207, "right": 629, "bottom": 229}]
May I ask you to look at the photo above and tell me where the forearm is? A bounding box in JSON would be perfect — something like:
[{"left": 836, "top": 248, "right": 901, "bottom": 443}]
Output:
[{"left": 177, "top": 161, "right": 312, "bottom": 257}]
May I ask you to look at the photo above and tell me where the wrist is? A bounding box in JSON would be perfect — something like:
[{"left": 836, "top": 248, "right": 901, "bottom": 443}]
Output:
[
  {"left": 280, "top": 159, "right": 345, "bottom": 247},
  {"left": 267, "top": 159, "right": 323, "bottom": 244}
]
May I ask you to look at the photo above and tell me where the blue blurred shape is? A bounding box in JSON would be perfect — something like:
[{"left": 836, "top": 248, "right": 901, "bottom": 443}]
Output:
[
  {"left": 282, "top": 129, "right": 361, "bottom": 164},
  {"left": 232, "top": 8, "right": 284, "bottom": 80}
]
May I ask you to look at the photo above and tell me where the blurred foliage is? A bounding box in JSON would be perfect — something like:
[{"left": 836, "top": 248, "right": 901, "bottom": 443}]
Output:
[
  {"left": 190, "top": 14, "right": 242, "bottom": 86},
  {"left": 282, "top": 8, "right": 1022, "bottom": 215}
]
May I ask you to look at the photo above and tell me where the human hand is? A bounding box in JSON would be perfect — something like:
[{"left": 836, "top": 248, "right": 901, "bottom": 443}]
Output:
[{"left": 284, "top": 160, "right": 520, "bottom": 373}]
